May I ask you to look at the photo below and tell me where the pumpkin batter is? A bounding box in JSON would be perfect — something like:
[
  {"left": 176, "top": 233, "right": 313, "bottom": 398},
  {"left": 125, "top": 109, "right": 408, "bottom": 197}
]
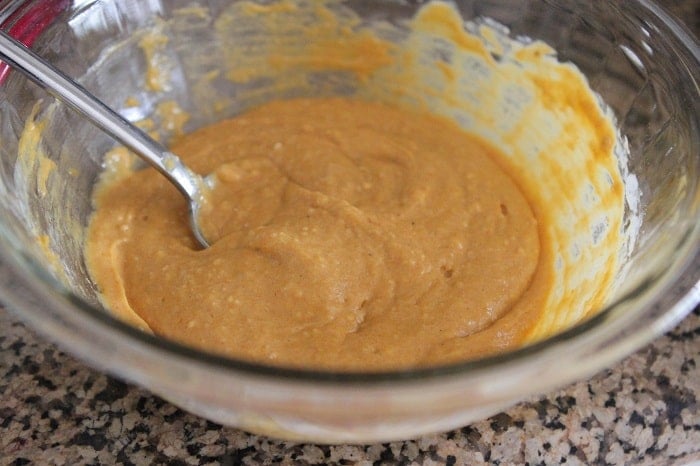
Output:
[{"left": 86, "top": 98, "right": 544, "bottom": 370}]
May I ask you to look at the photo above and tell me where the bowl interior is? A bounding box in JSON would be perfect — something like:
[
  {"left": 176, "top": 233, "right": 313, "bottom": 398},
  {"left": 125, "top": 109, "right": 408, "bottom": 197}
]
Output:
[{"left": 0, "top": 0, "right": 697, "bottom": 371}]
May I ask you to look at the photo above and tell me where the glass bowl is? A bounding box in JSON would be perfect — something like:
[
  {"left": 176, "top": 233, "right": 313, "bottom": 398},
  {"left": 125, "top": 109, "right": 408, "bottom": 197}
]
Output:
[{"left": 0, "top": 0, "right": 697, "bottom": 443}]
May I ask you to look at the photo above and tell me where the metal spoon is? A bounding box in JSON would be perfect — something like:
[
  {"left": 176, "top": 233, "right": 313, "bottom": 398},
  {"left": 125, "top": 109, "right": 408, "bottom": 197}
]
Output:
[{"left": 0, "top": 30, "right": 211, "bottom": 248}]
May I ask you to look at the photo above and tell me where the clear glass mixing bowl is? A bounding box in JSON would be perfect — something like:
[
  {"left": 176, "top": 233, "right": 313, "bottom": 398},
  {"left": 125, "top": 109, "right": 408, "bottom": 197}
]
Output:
[{"left": 0, "top": 0, "right": 697, "bottom": 443}]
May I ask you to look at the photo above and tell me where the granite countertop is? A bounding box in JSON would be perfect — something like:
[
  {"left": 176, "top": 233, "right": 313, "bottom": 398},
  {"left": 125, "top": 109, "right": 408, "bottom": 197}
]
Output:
[
  {"left": 0, "top": 303, "right": 698, "bottom": 465},
  {"left": 2, "top": 2, "right": 700, "bottom": 465}
]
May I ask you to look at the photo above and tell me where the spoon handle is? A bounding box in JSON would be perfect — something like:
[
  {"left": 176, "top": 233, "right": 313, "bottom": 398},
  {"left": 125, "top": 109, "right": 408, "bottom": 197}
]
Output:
[{"left": 0, "top": 30, "right": 203, "bottom": 201}]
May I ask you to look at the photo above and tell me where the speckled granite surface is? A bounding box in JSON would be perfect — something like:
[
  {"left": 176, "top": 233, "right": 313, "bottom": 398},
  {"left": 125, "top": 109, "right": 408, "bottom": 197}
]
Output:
[
  {"left": 2, "top": 1, "right": 700, "bottom": 465},
  {"left": 2, "top": 304, "right": 699, "bottom": 465}
]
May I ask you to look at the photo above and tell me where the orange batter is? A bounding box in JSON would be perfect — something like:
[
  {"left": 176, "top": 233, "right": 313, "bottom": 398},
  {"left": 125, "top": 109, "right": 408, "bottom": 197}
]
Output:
[{"left": 86, "top": 98, "right": 545, "bottom": 370}]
